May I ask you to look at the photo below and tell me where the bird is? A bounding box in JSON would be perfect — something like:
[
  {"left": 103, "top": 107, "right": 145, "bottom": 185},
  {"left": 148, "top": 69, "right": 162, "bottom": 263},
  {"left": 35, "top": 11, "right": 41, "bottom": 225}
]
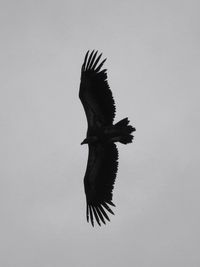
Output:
[{"left": 79, "top": 50, "right": 136, "bottom": 226}]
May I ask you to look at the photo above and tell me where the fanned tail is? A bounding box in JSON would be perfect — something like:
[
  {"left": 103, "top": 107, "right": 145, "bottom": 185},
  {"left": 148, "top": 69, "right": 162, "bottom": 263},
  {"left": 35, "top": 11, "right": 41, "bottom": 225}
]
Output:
[{"left": 114, "top": 117, "right": 136, "bottom": 144}]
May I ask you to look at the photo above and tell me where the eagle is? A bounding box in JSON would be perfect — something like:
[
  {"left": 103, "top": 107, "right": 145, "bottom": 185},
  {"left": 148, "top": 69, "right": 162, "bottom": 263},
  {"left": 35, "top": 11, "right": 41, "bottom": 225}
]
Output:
[{"left": 79, "top": 50, "right": 136, "bottom": 226}]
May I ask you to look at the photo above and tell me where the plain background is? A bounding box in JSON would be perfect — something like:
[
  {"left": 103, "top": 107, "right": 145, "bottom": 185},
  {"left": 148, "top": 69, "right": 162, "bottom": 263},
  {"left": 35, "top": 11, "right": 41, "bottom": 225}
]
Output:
[{"left": 1, "top": 0, "right": 200, "bottom": 266}]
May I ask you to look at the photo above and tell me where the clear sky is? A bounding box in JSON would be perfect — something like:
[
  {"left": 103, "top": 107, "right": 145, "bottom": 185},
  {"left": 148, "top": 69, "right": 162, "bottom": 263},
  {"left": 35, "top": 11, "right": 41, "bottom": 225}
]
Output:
[{"left": 1, "top": 0, "right": 200, "bottom": 266}]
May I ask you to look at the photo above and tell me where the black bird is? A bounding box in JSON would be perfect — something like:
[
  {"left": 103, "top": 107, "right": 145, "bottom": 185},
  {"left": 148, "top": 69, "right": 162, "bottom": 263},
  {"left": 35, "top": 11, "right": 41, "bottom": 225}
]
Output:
[{"left": 79, "top": 50, "right": 136, "bottom": 226}]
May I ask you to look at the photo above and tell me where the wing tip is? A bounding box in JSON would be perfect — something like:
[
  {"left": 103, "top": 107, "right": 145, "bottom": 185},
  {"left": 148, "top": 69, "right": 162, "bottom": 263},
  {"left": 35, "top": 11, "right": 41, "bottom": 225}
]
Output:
[
  {"left": 82, "top": 50, "right": 106, "bottom": 73},
  {"left": 86, "top": 201, "right": 115, "bottom": 227}
]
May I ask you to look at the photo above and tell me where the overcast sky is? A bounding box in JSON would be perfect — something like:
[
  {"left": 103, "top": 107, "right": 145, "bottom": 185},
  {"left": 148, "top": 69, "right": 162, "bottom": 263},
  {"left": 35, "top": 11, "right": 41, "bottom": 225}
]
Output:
[{"left": 1, "top": 0, "right": 200, "bottom": 266}]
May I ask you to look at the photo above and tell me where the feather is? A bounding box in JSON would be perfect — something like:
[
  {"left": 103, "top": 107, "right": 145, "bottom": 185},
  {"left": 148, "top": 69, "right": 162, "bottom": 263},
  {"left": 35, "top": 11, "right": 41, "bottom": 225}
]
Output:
[
  {"left": 89, "top": 205, "right": 94, "bottom": 227},
  {"left": 92, "top": 53, "right": 102, "bottom": 70},
  {"left": 86, "top": 204, "right": 89, "bottom": 222},
  {"left": 99, "top": 205, "right": 110, "bottom": 222},
  {"left": 92, "top": 206, "right": 101, "bottom": 226},
  {"left": 86, "top": 50, "right": 95, "bottom": 70},
  {"left": 95, "top": 58, "right": 107, "bottom": 72},
  {"left": 82, "top": 50, "right": 89, "bottom": 71},
  {"left": 95, "top": 206, "right": 106, "bottom": 224},
  {"left": 88, "top": 50, "right": 98, "bottom": 69},
  {"left": 102, "top": 202, "right": 115, "bottom": 215}
]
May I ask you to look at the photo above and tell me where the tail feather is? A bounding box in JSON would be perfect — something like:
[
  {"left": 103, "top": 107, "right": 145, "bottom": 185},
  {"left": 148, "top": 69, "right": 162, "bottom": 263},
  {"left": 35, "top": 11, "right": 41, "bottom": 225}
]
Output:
[
  {"left": 114, "top": 117, "right": 136, "bottom": 144},
  {"left": 119, "top": 134, "right": 133, "bottom": 144},
  {"left": 114, "top": 117, "right": 129, "bottom": 127}
]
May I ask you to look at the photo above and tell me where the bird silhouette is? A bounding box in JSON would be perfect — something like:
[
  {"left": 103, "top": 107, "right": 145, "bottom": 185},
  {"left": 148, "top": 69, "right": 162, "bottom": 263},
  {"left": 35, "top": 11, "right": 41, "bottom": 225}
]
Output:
[{"left": 79, "top": 50, "right": 136, "bottom": 226}]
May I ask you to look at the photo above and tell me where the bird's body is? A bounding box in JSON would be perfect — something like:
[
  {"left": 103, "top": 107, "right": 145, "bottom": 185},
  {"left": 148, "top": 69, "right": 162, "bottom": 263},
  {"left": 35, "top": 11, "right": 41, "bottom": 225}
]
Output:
[{"left": 79, "top": 50, "right": 136, "bottom": 226}]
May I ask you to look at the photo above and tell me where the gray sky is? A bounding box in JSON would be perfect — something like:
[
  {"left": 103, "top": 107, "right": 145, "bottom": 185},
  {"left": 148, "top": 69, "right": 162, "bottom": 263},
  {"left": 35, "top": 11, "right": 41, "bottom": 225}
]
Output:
[{"left": 1, "top": 0, "right": 200, "bottom": 266}]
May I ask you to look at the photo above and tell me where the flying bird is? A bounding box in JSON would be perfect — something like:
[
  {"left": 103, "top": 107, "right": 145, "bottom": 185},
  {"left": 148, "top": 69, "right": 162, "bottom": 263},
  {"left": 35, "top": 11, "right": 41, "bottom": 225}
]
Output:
[{"left": 79, "top": 50, "right": 136, "bottom": 226}]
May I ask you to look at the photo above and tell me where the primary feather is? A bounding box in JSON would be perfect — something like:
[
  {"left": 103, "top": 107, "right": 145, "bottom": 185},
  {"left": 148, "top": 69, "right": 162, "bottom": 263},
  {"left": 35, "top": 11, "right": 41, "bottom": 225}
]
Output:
[{"left": 79, "top": 50, "right": 136, "bottom": 226}]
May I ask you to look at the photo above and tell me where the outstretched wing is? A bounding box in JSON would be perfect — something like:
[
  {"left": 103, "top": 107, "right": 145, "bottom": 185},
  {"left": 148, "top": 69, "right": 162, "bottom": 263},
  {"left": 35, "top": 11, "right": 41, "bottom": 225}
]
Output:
[
  {"left": 84, "top": 143, "right": 118, "bottom": 226},
  {"left": 79, "top": 50, "right": 116, "bottom": 127}
]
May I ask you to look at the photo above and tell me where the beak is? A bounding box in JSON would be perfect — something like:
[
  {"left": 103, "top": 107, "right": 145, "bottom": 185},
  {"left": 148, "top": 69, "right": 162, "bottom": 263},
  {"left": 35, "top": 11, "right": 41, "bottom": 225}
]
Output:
[{"left": 81, "top": 139, "right": 87, "bottom": 145}]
